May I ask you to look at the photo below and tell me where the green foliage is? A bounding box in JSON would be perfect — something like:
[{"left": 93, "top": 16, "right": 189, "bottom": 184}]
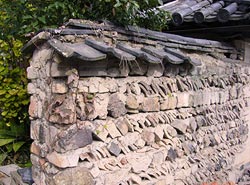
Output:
[
  {"left": 0, "top": 38, "right": 30, "bottom": 165},
  {"left": 0, "top": 123, "right": 30, "bottom": 165},
  {"left": 0, "top": 39, "right": 29, "bottom": 127},
  {"left": 85, "top": 0, "right": 170, "bottom": 30},
  {"left": 1, "top": 0, "right": 169, "bottom": 41}
]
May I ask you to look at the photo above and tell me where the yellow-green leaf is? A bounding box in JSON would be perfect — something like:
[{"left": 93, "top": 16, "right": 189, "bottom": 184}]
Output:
[
  {"left": 1, "top": 111, "right": 8, "bottom": 116},
  {"left": 6, "top": 143, "right": 13, "bottom": 152},
  {"left": 0, "top": 90, "right": 6, "bottom": 95},
  {"left": 8, "top": 89, "right": 18, "bottom": 95},
  {"left": 13, "top": 141, "right": 25, "bottom": 152},
  {"left": 0, "top": 138, "right": 15, "bottom": 146},
  {"left": 0, "top": 153, "right": 8, "bottom": 165}
]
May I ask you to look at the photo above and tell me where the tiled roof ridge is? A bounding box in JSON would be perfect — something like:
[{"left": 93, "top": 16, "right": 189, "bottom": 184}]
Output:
[
  {"left": 22, "top": 19, "right": 235, "bottom": 53},
  {"left": 22, "top": 19, "right": 242, "bottom": 78}
]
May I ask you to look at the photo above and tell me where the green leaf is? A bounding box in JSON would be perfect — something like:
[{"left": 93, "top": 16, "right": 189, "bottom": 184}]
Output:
[
  {"left": 5, "top": 94, "right": 11, "bottom": 98},
  {"left": 38, "top": 16, "right": 46, "bottom": 24},
  {"left": 21, "top": 99, "right": 29, "bottom": 105},
  {"left": 13, "top": 141, "right": 26, "bottom": 152},
  {"left": 10, "top": 124, "right": 26, "bottom": 136},
  {"left": 6, "top": 143, "right": 13, "bottom": 152},
  {"left": 23, "top": 161, "right": 32, "bottom": 168},
  {"left": 0, "top": 90, "right": 6, "bottom": 95},
  {"left": 0, "top": 153, "right": 8, "bottom": 165},
  {"left": 8, "top": 89, "right": 18, "bottom": 95},
  {"left": 0, "top": 138, "right": 15, "bottom": 146},
  {"left": 0, "top": 130, "right": 17, "bottom": 137},
  {"left": 114, "top": 1, "right": 122, "bottom": 8},
  {"left": 1, "top": 111, "right": 8, "bottom": 116},
  {"left": 23, "top": 15, "right": 33, "bottom": 20}
]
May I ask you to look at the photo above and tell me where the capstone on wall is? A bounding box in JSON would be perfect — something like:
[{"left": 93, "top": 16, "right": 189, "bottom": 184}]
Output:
[{"left": 27, "top": 43, "right": 250, "bottom": 185}]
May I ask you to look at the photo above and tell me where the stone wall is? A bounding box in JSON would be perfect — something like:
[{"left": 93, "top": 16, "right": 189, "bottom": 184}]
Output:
[{"left": 27, "top": 43, "right": 250, "bottom": 185}]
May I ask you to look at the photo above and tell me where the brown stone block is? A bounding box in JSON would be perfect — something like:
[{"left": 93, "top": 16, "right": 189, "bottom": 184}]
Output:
[
  {"left": 30, "top": 120, "right": 40, "bottom": 140},
  {"left": 29, "top": 95, "right": 39, "bottom": 118},
  {"left": 141, "top": 97, "right": 160, "bottom": 112},
  {"left": 176, "top": 92, "right": 190, "bottom": 108},
  {"left": 46, "top": 149, "right": 83, "bottom": 168},
  {"left": 116, "top": 118, "right": 129, "bottom": 136},
  {"left": 142, "top": 128, "right": 155, "bottom": 145},
  {"left": 126, "top": 94, "right": 139, "bottom": 110},
  {"left": 30, "top": 142, "right": 41, "bottom": 156},
  {"left": 50, "top": 167, "right": 94, "bottom": 185}
]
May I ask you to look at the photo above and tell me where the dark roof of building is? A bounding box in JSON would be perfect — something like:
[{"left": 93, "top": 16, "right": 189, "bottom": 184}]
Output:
[{"left": 159, "top": 0, "right": 250, "bottom": 26}]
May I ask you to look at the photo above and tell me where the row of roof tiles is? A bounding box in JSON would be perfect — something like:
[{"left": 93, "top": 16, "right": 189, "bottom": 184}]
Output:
[
  {"left": 22, "top": 20, "right": 239, "bottom": 70},
  {"left": 159, "top": 0, "right": 250, "bottom": 25},
  {"left": 48, "top": 38, "right": 202, "bottom": 66}
]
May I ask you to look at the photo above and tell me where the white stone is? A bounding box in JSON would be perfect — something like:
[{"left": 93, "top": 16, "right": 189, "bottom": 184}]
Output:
[
  {"left": 91, "top": 94, "right": 109, "bottom": 120},
  {"left": 104, "top": 167, "right": 130, "bottom": 184},
  {"left": 130, "top": 174, "right": 142, "bottom": 184},
  {"left": 130, "top": 82, "right": 141, "bottom": 95},
  {"left": 106, "top": 120, "right": 122, "bottom": 138},
  {"left": 98, "top": 80, "right": 109, "bottom": 93},
  {"left": 31, "top": 46, "right": 53, "bottom": 67},
  {"left": 27, "top": 83, "right": 36, "bottom": 94},
  {"left": 89, "top": 165, "right": 100, "bottom": 178},
  {"left": 78, "top": 80, "right": 89, "bottom": 92},
  {"left": 89, "top": 82, "right": 99, "bottom": 93},
  {"left": 52, "top": 80, "right": 68, "bottom": 94},
  {"left": 27, "top": 66, "right": 39, "bottom": 79},
  {"left": 46, "top": 149, "right": 83, "bottom": 168},
  {"left": 128, "top": 154, "right": 152, "bottom": 173},
  {"left": 93, "top": 124, "right": 109, "bottom": 142},
  {"left": 176, "top": 92, "right": 189, "bottom": 108},
  {"left": 154, "top": 125, "right": 164, "bottom": 141}
]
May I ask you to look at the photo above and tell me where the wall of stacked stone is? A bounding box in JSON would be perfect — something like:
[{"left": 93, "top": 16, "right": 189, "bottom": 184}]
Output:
[{"left": 27, "top": 44, "right": 250, "bottom": 185}]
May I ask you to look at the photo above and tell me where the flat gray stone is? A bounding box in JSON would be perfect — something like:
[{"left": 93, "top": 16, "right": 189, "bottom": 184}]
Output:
[
  {"left": 108, "top": 142, "right": 121, "bottom": 157},
  {"left": 108, "top": 93, "right": 127, "bottom": 118},
  {"left": 17, "top": 168, "right": 34, "bottom": 185},
  {"left": 167, "top": 147, "right": 177, "bottom": 162},
  {"left": 55, "top": 126, "right": 93, "bottom": 152}
]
